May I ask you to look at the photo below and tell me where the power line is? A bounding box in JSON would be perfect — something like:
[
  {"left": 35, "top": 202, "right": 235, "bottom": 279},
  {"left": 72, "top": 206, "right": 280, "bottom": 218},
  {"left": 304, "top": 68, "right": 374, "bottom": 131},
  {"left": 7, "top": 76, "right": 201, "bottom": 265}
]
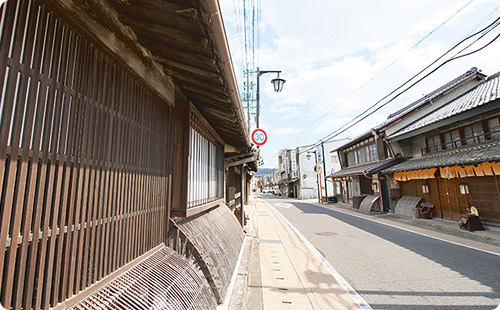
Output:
[
  {"left": 290, "top": 0, "right": 481, "bottom": 146},
  {"left": 297, "top": 14, "right": 500, "bottom": 155}
]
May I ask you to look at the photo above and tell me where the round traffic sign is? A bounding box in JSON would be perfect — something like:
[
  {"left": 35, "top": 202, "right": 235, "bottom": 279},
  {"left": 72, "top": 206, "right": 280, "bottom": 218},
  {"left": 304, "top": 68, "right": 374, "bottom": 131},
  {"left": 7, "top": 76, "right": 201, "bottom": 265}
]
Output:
[
  {"left": 314, "top": 164, "right": 323, "bottom": 174},
  {"left": 251, "top": 128, "right": 268, "bottom": 146}
]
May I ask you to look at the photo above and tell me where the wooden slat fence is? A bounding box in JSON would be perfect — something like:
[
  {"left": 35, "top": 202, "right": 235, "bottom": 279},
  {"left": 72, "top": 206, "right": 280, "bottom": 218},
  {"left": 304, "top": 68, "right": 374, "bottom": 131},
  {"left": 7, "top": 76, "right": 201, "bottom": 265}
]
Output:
[{"left": 0, "top": 0, "right": 172, "bottom": 309}]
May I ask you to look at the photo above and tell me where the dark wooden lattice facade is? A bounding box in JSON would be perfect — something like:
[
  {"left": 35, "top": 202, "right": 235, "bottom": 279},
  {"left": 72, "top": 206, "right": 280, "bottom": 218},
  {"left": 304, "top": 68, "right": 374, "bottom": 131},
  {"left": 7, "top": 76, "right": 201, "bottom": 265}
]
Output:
[
  {"left": 400, "top": 175, "right": 500, "bottom": 222},
  {"left": 0, "top": 0, "right": 253, "bottom": 308},
  {"left": 0, "top": 0, "right": 174, "bottom": 308}
]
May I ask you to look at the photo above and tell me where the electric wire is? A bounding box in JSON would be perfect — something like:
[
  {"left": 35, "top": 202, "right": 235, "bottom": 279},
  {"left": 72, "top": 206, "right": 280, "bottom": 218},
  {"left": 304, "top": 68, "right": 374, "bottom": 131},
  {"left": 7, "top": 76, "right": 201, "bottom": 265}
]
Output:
[
  {"left": 230, "top": 0, "right": 261, "bottom": 131},
  {"left": 289, "top": 0, "right": 485, "bottom": 146},
  {"left": 317, "top": 15, "right": 500, "bottom": 141},
  {"left": 297, "top": 14, "right": 500, "bottom": 155}
]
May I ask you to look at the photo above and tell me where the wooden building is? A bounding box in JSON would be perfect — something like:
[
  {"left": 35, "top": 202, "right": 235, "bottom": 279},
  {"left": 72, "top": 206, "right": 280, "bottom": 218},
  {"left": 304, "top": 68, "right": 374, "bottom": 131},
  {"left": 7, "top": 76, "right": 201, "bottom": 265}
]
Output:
[
  {"left": 382, "top": 72, "right": 500, "bottom": 222},
  {"left": 0, "top": 0, "right": 256, "bottom": 309},
  {"left": 330, "top": 68, "right": 488, "bottom": 213}
]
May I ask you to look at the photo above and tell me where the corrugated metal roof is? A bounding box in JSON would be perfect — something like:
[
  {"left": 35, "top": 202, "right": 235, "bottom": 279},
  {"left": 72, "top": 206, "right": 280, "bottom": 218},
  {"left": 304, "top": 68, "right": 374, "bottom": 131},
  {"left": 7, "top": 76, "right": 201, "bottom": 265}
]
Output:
[
  {"left": 381, "top": 141, "right": 500, "bottom": 173},
  {"left": 390, "top": 74, "right": 500, "bottom": 138}
]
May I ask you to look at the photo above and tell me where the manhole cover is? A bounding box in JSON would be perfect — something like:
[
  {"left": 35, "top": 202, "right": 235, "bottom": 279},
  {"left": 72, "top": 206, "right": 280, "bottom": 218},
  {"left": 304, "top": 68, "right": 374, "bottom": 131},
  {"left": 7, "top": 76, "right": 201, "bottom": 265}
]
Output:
[{"left": 315, "top": 231, "right": 337, "bottom": 236}]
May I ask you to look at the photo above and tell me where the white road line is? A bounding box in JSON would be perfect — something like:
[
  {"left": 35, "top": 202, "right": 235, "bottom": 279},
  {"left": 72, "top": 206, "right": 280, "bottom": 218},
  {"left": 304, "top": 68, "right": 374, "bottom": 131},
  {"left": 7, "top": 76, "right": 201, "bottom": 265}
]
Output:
[
  {"left": 274, "top": 202, "right": 293, "bottom": 208},
  {"left": 261, "top": 200, "right": 373, "bottom": 310},
  {"left": 313, "top": 203, "right": 500, "bottom": 258}
]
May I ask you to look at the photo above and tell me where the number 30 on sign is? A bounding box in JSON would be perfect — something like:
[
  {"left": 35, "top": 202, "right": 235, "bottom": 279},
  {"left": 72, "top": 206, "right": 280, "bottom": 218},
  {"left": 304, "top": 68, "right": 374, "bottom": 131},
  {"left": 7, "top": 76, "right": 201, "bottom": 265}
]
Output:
[{"left": 251, "top": 128, "right": 267, "bottom": 146}]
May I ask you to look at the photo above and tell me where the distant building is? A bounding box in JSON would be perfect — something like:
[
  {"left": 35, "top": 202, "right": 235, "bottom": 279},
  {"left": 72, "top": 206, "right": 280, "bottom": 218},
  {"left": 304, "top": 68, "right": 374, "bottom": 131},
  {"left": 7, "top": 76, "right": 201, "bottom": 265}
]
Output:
[{"left": 278, "top": 140, "right": 348, "bottom": 200}]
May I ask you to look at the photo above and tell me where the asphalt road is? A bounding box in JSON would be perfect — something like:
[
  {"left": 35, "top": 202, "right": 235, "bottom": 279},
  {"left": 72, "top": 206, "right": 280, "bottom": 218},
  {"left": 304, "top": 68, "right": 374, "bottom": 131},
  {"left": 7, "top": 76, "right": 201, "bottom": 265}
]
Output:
[{"left": 258, "top": 194, "right": 500, "bottom": 310}]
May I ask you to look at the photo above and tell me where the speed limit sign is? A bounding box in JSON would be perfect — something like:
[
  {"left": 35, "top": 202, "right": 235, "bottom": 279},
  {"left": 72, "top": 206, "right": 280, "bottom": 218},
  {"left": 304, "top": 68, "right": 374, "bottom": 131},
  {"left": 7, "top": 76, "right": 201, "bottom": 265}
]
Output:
[{"left": 251, "top": 128, "right": 267, "bottom": 146}]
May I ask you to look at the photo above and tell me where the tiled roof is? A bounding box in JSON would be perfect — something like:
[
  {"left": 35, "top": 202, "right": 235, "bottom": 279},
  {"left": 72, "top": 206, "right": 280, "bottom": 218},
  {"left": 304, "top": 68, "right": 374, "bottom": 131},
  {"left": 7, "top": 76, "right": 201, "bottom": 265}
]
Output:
[
  {"left": 329, "top": 157, "right": 398, "bottom": 178},
  {"left": 331, "top": 68, "right": 484, "bottom": 152},
  {"left": 381, "top": 141, "right": 500, "bottom": 173},
  {"left": 379, "top": 67, "right": 483, "bottom": 128},
  {"left": 389, "top": 73, "right": 500, "bottom": 138}
]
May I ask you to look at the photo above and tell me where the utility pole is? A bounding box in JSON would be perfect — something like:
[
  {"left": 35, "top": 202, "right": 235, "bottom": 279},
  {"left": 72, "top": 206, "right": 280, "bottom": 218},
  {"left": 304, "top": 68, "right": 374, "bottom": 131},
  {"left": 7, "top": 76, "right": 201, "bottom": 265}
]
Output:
[{"left": 321, "top": 141, "right": 328, "bottom": 201}]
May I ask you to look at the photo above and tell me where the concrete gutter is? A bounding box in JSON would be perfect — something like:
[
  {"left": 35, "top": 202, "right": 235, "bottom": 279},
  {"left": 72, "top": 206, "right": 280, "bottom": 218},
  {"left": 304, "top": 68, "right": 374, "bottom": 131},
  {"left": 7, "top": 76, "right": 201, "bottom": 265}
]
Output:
[{"left": 200, "top": 0, "right": 251, "bottom": 151}]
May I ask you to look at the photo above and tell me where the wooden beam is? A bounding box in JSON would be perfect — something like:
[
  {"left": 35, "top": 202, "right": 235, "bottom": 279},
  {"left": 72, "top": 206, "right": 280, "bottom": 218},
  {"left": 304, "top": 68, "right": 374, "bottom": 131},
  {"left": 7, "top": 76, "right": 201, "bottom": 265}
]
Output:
[
  {"left": 170, "top": 199, "right": 223, "bottom": 218},
  {"left": 139, "top": 37, "right": 216, "bottom": 68},
  {"left": 108, "top": 0, "right": 199, "bottom": 20},
  {"left": 191, "top": 99, "right": 234, "bottom": 115},
  {"left": 213, "top": 125, "right": 245, "bottom": 139},
  {"left": 172, "top": 75, "right": 226, "bottom": 98},
  {"left": 199, "top": 107, "right": 239, "bottom": 124},
  {"left": 183, "top": 89, "right": 231, "bottom": 108},
  {"left": 119, "top": 15, "right": 208, "bottom": 48},
  {"left": 179, "top": 84, "right": 231, "bottom": 105},
  {"left": 211, "top": 125, "right": 246, "bottom": 144},
  {"left": 49, "top": 0, "right": 175, "bottom": 106},
  {"left": 190, "top": 103, "right": 225, "bottom": 145},
  {"left": 154, "top": 55, "right": 221, "bottom": 81}
]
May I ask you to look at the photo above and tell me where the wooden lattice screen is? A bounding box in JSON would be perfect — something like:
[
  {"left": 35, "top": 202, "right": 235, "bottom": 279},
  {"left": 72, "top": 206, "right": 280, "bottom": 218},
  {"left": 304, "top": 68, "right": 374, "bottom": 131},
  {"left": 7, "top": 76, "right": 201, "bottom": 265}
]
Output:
[
  {"left": 187, "top": 111, "right": 224, "bottom": 209},
  {"left": 0, "top": 0, "right": 173, "bottom": 309}
]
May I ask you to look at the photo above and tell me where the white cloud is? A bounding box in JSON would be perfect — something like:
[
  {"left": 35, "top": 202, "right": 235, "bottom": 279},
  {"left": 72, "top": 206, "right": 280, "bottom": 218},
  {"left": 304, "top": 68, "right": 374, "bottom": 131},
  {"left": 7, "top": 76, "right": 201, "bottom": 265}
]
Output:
[{"left": 220, "top": 0, "right": 500, "bottom": 168}]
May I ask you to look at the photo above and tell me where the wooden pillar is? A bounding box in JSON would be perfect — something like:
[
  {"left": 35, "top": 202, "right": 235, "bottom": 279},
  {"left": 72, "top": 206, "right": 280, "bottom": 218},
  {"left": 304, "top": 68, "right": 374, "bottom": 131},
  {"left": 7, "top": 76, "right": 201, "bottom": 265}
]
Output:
[
  {"left": 240, "top": 164, "right": 245, "bottom": 226},
  {"left": 170, "top": 100, "right": 190, "bottom": 216}
]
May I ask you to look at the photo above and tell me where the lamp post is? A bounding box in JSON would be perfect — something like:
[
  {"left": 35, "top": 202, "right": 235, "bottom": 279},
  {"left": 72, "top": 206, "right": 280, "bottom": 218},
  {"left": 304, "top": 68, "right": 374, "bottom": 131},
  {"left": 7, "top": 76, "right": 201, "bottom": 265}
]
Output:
[{"left": 256, "top": 67, "right": 285, "bottom": 129}]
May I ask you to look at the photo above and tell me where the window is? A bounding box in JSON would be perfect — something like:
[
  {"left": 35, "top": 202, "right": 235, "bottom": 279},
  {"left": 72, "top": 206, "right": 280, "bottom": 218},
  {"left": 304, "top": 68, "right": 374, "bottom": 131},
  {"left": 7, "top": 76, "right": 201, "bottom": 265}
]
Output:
[
  {"left": 463, "top": 122, "right": 484, "bottom": 145},
  {"left": 347, "top": 151, "right": 355, "bottom": 166},
  {"left": 473, "top": 123, "right": 485, "bottom": 143},
  {"left": 187, "top": 113, "right": 224, "bottom": 208},
  {"left": 369, "top": 144, "right": 377, "bottom": 161},
  {"left": 443, "top": 129, "right": 461, "bottom": 149},
  {"left": 426, "top": 134, "right": 442, "bottom": 152},
  {"left": 487, "top": 117, "right": 500, "bottom": 140},
  {"left": 331, "top": 155, "right": 339, "bottom": 164},
  {"left": 354, "top": 149, "right": 360, "bottom": 165},
  {"left": 423, "top": 118, "right": 500, "bottom": 154}
]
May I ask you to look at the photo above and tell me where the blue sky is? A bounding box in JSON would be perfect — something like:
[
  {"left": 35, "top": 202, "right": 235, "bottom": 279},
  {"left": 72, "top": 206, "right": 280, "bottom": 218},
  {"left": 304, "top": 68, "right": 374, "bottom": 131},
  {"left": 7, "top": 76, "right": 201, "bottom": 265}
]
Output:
[{"left": 219, "top": 0, "right": 500, "bottom": 168}]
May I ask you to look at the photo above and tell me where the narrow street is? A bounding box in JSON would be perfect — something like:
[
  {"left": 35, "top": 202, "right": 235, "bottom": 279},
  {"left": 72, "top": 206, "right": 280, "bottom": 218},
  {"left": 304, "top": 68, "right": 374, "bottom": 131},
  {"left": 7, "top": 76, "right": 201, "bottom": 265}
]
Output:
[{"left": 256, "top": 194, "right": 500, "bottom": 310}]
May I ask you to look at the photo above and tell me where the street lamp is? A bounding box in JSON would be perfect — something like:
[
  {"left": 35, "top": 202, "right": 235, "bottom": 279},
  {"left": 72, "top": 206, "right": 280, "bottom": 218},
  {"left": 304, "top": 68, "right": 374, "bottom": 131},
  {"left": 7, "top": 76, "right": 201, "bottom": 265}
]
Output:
[
  {"left": 256, "top": 67, "right": 285, "bottom": 129},
  {"left": 271, "top": 72, "right": 286, "bottom": 92}
]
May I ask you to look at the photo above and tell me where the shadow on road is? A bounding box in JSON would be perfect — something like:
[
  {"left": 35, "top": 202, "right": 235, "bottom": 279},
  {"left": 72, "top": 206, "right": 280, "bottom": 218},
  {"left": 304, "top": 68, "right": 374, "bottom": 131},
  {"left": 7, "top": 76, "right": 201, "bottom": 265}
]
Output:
[
  {"left": 288, "top": 200, "right": 500, "bottom": 294},
  {"left": 256, "top": 195, "right": 500, "bottom": 310}
]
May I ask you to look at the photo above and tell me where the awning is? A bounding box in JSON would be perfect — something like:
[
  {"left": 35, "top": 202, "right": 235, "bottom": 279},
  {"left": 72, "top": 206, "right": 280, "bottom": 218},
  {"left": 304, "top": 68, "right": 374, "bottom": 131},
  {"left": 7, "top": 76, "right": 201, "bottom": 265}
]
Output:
[
  {"left": 329, "top": 157, "right": 401, "bottom": 179},
  {"left": 393, "top": 168, "right": 437, "bottom": 183},
  {"left": 392, "top": 162, "right": 500, "bottom": 183},
  {"left": 382, "top": 141, "right": 500, "bottom": 173}
]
